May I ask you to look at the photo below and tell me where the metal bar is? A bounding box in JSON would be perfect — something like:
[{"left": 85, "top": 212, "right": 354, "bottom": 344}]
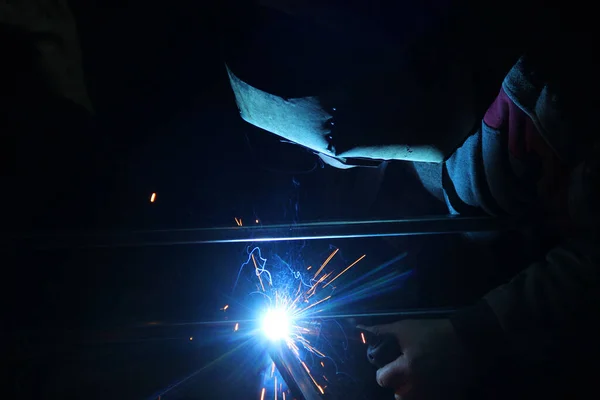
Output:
[
  {"left": 313, "top": 307, "right": 456, "bottom": 320},
  {"left": 126, "top": 308, "right": 457, "bottom": 329},
  {"left": 7, "top": 216, "right": 515, "bottom": 249},
  {"left": 269, "top": 343, "right": 324, "bottom": 400}
]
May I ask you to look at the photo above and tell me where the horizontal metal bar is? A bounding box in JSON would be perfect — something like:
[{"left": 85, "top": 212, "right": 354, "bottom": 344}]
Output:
[
  {"left": 128, "top": 308, "right": 457, "bottom": 329},
  {"left": 6, "top": 216, "right": 516, "bottom": 249}
]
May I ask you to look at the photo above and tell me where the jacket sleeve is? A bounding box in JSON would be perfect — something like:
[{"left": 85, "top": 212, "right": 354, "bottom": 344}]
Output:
[{"left": 451, "top": 237, "right": 600, "bottom": 375}]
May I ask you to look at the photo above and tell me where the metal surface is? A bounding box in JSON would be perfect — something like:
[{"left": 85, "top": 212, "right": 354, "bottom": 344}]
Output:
[
  {"left": 7, "top": 216, "right": 516, "bottom": 249},
  {"left": 269, "top": 342, "right": 324, "bottom": 400}
]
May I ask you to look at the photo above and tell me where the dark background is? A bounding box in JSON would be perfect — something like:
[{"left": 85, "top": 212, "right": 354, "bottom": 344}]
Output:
[{"left": 2, "top": 1, "right": 540, "bottom": 399}]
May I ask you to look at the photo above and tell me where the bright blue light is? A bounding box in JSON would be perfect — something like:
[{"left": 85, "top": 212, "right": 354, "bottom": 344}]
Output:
[{"left": 261, "top": 308, "right": 291, "bottom": 341}]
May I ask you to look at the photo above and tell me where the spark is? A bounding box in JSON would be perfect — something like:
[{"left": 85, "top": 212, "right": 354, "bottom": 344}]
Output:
[
  {"left": 150, "top": 192, "right": 156, "bottom": 203},
  {"left": 189, "top": 336, "right": 193, "bottom": 341},
  {"left": 221, "top": 304, "right": 229, "bottom": 311},
  {"left": 295, "top": 295, "right": 331, "bottom": 316},
  {"left": 313, "top": 248, "right": 338, "bottom": 279},
  {"left": 360, "top": 332, "right": 366, "bottom": 344},
  {"left": 322, "top": 254, "right": 366, "bottom": 288},
  {"left": 256, "top": 219, "right": 260, "bottom": 224},
  {"left": 282, "top": 392, "right": 286, "bottom": 400},
  {"left": 260, "top": 387, "right": 266, "bottom": 400},
  {"left": 274, "top": 376, "right": 278, "bottom": 400},
  {"left": 300, "top": 360, "right": 311, "bottom": 374},
  {"left": 234, "top": 323, "right": 239, "bottom": 331}
]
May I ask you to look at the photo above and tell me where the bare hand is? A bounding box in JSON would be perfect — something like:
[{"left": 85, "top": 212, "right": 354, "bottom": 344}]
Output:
[{"left": 359, "top": 319, "right": 470, "bottom": 400}]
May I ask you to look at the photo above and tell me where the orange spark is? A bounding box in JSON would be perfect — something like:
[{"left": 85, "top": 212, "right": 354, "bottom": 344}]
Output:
[
  {"left": 313, "top": 249, "right": 339, "bottom": 279},
  {"left": 150, "top": 192, "right": 156, "bottom": 203},
  {"left": 222, "top": 304, "right": 229, "bottom": 311},
  {"left": 300, "top": 364, "right": 325, "bottom": 395},
  {"left": 306, "top": 344, "right": 325, "bottom": 357},
  {"left": 360, "top": 332, "right": 366, "bottom": 344},
  {"left": 300, "top": 361, "right": 311, "bottom": 374},
  {"left": 307, "top": 266, "right": 312, "bottom": 270},
  {"left": 234, "top": 322, "right": 239, "bottom": 331},
  {"left": 296, "top": 295, "right": 331, "bottom": 315},
  {"left": 260, "top": 387, "right": 266, "bottom": 400},
  {"left": 306, "top": 272, "right": 333, "bottom": 299},
  {"left": 320, "top": 361, "right": 325, "bottom": 367},
  {"left": 189, "top": 336, "right": 193, "bottom": 341},
  {"left": 256, "top": 219, "right": 260, "bottom": 224},
  {"left": 323, "top": 254, "right": 366, "bottom": 288}
]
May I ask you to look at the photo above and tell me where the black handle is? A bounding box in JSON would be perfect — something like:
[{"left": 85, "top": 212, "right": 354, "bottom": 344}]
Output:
[{"left": 358, "top": 329, "right": 402, "bottom": 368}]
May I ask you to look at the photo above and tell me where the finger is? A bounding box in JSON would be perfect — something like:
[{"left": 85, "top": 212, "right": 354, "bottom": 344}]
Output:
[
  {"left": 394, "top": 385, "right": 414, "bottom": 400},
  {"left": 376, "top": 355, "right": 412, "bottom": 395}
]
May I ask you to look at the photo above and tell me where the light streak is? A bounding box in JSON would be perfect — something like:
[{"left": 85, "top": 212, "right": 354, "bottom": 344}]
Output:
[
  {"left": 234, "top": 322, "right": 239, "bottom": 331},
  {"left": 150, "top": 192, "right": 156, "bottom": 203},
  {"left": 313, "top": 248, "right": 338, "bottom": 279},
  {"left": 260, "top": 387, "right": 266, "bottom": 400},
  {"left": 322, "top": 254, "right": 366, "bottom": 288},
  {"left": 274, "top": 376, "right": 277, "bottom": 400},
  {"left": 360, "top": 332, "right": 366, "bottom": 344},
  {"left": 300, "top": 360, "right": 311, "bottom": 374},
  {"left": 294, "top": 295, "right": 331, "bottom": 316}
]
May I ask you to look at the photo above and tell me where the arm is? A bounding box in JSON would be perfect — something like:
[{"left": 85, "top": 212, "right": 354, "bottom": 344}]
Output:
[{"left": 451, "top": 236, "right": 600, "bottom": 393}]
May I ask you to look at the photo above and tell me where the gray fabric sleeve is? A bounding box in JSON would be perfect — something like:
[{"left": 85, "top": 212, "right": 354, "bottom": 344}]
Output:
[{"left": 484, "top": 238, "right": 600, "bottom": 360}]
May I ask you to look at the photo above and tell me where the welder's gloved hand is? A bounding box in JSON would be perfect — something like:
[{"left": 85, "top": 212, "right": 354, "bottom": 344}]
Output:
[{"left": 359, "top": 319, "right": 470, "bottom": 400}]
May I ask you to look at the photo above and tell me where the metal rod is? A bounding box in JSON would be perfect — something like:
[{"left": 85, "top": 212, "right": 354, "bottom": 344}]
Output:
[
  {"left": 8, "top": 216, "right": 516, "bottom": 249},
  {"left": 313, "top": 308, "right": 455, "bottom": 320},
  {"left": 129, "top": 308, "right": 457, "bottom": 329}
]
